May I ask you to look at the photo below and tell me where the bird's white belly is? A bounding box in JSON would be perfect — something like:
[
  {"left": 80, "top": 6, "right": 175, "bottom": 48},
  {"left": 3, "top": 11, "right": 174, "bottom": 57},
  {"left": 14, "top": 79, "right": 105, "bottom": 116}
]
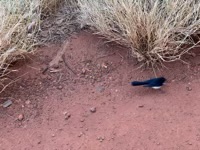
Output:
[{"left": 152, "top": 86, "right": 161, "bottom": 89}]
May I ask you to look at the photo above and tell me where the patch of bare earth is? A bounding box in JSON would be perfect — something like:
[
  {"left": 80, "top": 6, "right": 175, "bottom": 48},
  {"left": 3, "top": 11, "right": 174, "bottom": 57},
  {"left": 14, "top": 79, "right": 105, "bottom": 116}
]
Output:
[{"left": 1, "top": 31, "right": 200, "bottom": 150}]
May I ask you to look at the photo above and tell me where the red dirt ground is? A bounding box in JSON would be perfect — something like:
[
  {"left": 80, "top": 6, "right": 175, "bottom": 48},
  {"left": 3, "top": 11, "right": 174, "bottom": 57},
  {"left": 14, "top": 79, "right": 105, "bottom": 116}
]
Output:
[{"left": 1, "top": 31, "right": 200, "bottom": 150}]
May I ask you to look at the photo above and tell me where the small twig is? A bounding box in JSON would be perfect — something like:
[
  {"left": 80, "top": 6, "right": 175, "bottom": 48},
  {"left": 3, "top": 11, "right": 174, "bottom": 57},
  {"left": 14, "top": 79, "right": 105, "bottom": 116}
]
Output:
[
  {"left": 42, "top": 66, "right": 49, "bottom": 74},
  {"left": 62, "top": 55, "right": 76, "bottom": 75},
  {"left": 117, "top": 52, "right": 124, "bottom": 63},
  {"left": 26, "top": 65, "right": 40, "bottom": 71},
  {"left": 57, "top": 73, "right": 63, "bottom": 83}
]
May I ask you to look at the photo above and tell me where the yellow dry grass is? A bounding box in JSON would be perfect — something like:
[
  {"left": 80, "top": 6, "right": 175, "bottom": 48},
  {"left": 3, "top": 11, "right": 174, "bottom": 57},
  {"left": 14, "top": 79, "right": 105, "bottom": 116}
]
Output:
[
  {"left": 0, "top": 0, "right": 72, "bottom": 71},
  {"left": 78, "top": 0, "right": 200, "bottom": 67},
  {"left": 0, "top": 0, "right": 68, "bottom": 92}
]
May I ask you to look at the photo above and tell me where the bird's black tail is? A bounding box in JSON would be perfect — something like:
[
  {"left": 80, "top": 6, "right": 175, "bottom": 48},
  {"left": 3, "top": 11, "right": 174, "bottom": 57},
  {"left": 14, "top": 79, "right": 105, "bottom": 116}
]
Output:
[{"left": 131, "top": 81, "right": 147, "bottom": 86}]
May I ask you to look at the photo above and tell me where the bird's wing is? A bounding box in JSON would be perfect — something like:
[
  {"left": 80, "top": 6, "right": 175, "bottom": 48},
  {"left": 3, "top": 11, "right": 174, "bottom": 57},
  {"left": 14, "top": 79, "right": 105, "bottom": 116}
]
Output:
[{"left": 132, "top": 81, "right": 148, "bottom": 86}]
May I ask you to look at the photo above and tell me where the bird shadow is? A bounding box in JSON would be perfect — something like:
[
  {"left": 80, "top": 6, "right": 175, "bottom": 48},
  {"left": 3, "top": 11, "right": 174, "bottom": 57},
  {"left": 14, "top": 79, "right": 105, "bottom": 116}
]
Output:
[{"left": 132, "top": 86, "right": 168, "bottom": 98}]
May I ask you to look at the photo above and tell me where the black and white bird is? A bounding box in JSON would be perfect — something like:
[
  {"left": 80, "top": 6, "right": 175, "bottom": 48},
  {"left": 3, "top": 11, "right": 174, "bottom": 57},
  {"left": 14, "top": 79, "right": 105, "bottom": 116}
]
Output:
[{"left": 131, "top": 77, "right": 166, "bottom": 89}]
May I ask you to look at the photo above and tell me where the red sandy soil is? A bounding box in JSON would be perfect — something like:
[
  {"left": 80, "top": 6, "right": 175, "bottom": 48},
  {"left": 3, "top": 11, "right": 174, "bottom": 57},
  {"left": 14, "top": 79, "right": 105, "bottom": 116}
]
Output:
[{"left": 1, "top": 31, "right": 200, "bottom": 150}]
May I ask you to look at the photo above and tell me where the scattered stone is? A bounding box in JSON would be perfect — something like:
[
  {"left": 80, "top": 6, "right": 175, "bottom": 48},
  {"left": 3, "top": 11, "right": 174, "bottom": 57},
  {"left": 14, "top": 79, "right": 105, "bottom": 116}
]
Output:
[
  {"left": 97, "top": 136, "right": 105, "bottom": 142},
  {"left": 51, "top": 134, "right": 55, "bottom": 137},
  {"left": 138, "top": 105, "right": 144, "bottom": 108},
  {"left": 81, "top": 68, "right": 86, "bottom": 74},
  {"left": 63, "top": 112, "right": 68, "bottom": 115},
  {"left": 90, "top": 107, "right": 96, "bottom": 113},
  {"left": 63, "top": 112, "right": 71, "bottom": 120},
  {"left": 186, "top": 86, "right": 192, "bottom": 91},
  {"left": 65, "top": 115, "right": 71, "bottom": 120},
  {"left": 156, "top": 142, "right": 160, "bottom": 145},
  {"left": 18, "top": 114, "right": 24, "bottom": 121},
  {"left": 80, "top": 118, "right": 85, "bottom": 122},
  {"left": 101, "top": 63, "right": 108, "bottom": 69},
  {"left": 25, "top": 100, "right": 31, "bottom": 105},
  {"left": 2, "top": 100, "right": 12, "bottom": 108},
  {"left": 58, "top": 85, "right": 63, "bottom": 90},
  {"left": 78, "top": 132, "right": 84, "bottom": 137},
  {"left": 187, "top": 141, "right": 192, "bottom": 145}
]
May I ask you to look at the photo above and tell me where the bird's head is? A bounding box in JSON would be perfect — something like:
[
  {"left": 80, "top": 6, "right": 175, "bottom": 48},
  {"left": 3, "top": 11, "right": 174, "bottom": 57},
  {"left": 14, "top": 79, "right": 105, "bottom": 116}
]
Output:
[
  {"left": 159, "top": 77, "right": 167, "bottom": 84},
  {"left": 160, "top": 77, "right": 166, "bottom": 81}
]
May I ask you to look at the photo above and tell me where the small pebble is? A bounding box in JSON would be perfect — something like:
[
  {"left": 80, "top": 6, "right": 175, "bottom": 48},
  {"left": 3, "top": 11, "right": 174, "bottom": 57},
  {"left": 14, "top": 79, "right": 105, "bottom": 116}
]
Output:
[
  {"left": 186, "top": 86, "right": 192, "bottom": 91},
  {"left": 58, "top": 85, "right": 63, "bottom": 90},
  {"left": 51, "top": 134, "right": 55, "bottom": 137},
  {"left": 63, "top": 112, "right": 71, "bottom": 120},
  {"left": 2, "top": 100, "right": 12, "bottom": 108},
  {"left": 97, "top": 136, "right": 105, "bottom": 142},
  {"left": 65, "top": 115, "right": 71, "bottom": 120},
  {"left": 90, "top": 107, "right": 96, "bottom": 113},
  {"left": 80, "top": 118, "right": 85, "bottom": 122},
  {"left": 138, "top": 105, "right": 144, "bottom": 108},
  {"left": 78, "top": 132, "right": 83, "bottom": 137},
  {"left": 25, "top": 100, "right": 31, "bottom": 105},
  {"left": 81, "top": 68, "right": 86, "bottom": 74},
  {"left": 156, "top": 142, "right": 160, "bottom": 145},
  {"left": 101, "top": 63, "right": 108, "bottom": 69},
  {"left": 18, "top": 114, "right": 24, "bottom": 121}
]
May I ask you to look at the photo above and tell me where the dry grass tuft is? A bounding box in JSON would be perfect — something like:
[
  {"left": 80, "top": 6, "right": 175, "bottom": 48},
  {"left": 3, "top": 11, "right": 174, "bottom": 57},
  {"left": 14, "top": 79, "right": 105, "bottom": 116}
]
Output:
[
  {"left": 0, "top": 0, "right": 67, "bottom": 92},
  {"left": 78, "top": 0, "right": 200, "bottom": 67},
  {"left": 0, "top": 0, "right": 40, "bottom": 73},
  {"left": 41, "top": 0, "right": 65, "bottom": 15}
]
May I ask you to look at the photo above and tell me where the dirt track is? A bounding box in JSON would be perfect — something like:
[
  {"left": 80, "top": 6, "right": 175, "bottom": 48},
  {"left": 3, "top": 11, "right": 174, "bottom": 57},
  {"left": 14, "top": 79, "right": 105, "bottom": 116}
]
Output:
[{"left": 1, "top": 31, "right": 200, "bottom": 150}]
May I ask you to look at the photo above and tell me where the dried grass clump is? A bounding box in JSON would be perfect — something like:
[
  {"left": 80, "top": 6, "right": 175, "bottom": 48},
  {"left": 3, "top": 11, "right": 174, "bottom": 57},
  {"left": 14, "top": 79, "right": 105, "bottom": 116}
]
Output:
[
  {"left": 0, "top": 0, "right": 40, "bottom": 70},
  {"left": 41, "top": 0, "right": 64, "bottom": 15},
  {"left": 78, "top": 0, "right": 200, "bottom": 67},
  {"left": 0, "top": 0, "right": 65, "bottom": 71},
  {"left": 0, "top": 0, "right": 66, "bottom": 91}
]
